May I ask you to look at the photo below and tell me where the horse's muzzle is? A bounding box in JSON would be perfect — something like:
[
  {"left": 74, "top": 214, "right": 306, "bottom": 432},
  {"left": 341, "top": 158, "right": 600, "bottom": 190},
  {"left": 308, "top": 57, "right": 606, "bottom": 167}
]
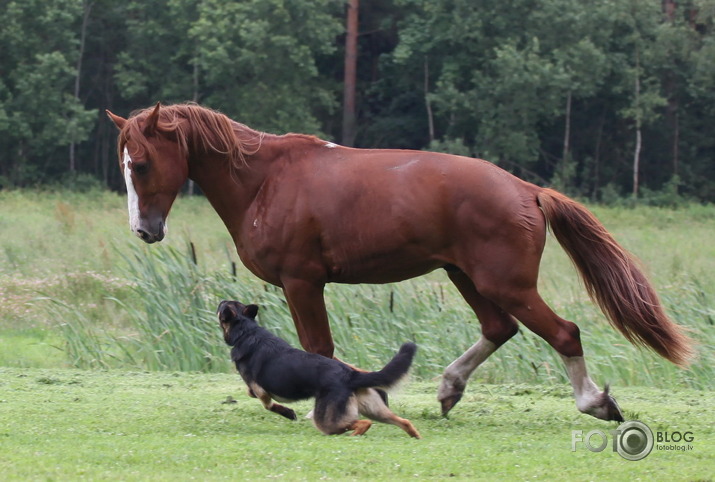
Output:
[
  {"left": 136, "top": 229, "right": 163, "bottom": 243},
  {"left": 134, "top": 219, "right": 166, "bottom": 244}
]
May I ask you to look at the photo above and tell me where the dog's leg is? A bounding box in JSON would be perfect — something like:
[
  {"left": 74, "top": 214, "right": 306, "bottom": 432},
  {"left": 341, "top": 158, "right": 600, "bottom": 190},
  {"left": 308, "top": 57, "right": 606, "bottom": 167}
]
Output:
[
  {"left": 248, "top": 382, "right": 297, "bottom": 420},
  {"left": 313, "top": 404, "right": 376, "bottom": 437},
  {"left": 357, "top": 389, "right": 421, "bottom": 439},
  {"left": 270, "top": 404, "right": 297, "bottom": 420},
  {"left": 312, "top": 391, "right": 364, "bottom": 436},
  {"left": 347, "top": 419, "right": 372, "bottom": 436}
]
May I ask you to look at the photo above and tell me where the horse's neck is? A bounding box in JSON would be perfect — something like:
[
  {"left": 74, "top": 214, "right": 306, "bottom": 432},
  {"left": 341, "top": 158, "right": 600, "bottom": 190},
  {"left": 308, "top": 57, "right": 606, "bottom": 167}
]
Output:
[
  {"left": 188, "top": 127, "right": 324, "bottom": 228},
  {"left": 187, "top": 137, "right": 279, "bottom": 233}
]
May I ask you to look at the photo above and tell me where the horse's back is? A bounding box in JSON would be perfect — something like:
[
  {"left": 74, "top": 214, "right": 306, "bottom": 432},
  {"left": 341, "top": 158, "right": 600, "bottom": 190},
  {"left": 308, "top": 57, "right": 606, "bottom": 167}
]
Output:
[
  {"left": 289, "top": 146, "right": 547, "bottom": 283},
  {"left": 309, "top": 146, "right": 543, "bottom": 238}
]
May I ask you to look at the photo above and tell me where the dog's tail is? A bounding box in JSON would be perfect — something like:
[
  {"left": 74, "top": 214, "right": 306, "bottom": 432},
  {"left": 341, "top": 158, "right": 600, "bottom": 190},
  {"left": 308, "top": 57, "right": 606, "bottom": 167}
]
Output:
[{"left": 349, "top": 342, "right": 417, "bottom": 390}]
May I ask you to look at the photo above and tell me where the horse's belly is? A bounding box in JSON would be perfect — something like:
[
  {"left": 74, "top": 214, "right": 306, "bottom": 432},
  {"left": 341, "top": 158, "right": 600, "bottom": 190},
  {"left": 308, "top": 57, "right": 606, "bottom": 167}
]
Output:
[
  {"left": 316, "top": 202, "right": 456, "bottom": 283},
  {"left": 324, "top": 245, "right": 448, "bottom": 284},
  {"left": 334, "top": 265, "right": 444, "bottom": 284}
]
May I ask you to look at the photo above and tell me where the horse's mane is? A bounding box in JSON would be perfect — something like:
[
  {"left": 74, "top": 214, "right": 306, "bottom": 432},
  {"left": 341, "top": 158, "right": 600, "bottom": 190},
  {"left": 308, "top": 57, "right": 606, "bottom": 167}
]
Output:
[{"left": 119, "top": 103, "right": 264, "bottom": 168}]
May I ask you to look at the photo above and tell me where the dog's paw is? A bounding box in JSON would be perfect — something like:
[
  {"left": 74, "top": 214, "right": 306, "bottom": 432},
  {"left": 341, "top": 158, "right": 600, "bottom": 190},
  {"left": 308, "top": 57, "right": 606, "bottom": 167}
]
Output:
[{"left": 272, "top": 404, "right": 297, "bottom": 420}]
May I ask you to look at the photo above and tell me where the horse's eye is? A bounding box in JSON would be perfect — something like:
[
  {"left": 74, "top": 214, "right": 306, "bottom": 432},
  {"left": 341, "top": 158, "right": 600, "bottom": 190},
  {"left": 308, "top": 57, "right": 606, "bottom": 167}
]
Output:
[{"left": 133, "top": 162, "right": 149, "bottom": 175}]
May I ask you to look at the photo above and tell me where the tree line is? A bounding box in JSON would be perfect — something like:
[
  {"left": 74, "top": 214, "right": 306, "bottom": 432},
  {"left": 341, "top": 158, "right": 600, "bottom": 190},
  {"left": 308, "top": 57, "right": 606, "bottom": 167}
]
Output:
[{"left": 1, "top": 0, "right": 714, "bottom": 202}]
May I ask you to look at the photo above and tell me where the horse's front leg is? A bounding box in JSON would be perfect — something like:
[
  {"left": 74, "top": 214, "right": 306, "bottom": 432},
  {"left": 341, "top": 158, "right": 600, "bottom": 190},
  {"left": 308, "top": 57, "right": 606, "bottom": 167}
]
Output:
[
  {"left": 281, "top": 278, "right": 388, "bottom": 414},
  {"left": 282, "top": 278, "right": 334, "bottom": 357}
]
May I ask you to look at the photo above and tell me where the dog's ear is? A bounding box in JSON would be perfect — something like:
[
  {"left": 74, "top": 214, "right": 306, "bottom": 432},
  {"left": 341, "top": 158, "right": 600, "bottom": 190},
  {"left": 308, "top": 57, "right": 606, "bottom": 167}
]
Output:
[{"left": 243, "top": 304, "right": 259, "bottom": 319}]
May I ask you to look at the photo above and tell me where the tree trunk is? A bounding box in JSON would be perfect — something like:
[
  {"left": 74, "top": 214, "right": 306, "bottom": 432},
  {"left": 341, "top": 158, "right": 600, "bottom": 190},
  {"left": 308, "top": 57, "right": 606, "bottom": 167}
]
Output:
[
  {"left": 341, "top": 0, "right": 358, "bottom": 147},
  {"left": 633, "top": 49, "right": 642, "bottom": 199},
  {"left": 662, "top": 0, "right": 676, "bottom": 20},
  {"left": 672, "top": 111, "right": 679, "bottom": 184},
  {"left": 188, "top": 50, "right": 200, "bottom": 196},
  {"left": 662, "top": 0, "right": 680, "bottom": 189},
  {"left": 633, "top": 127, "right": 642, "bottom": 198},
  {"left": 560, "top": 90, "right": 572, "bottom": 189},
  {"left": 424, "top": 57, "right": 434, "bottom": 143},
  {"left": 592, "top": 107, "right": 606, "bottom": 200},
  {"left": 70, "top": 0, "right": 93, "bottom": 172}
]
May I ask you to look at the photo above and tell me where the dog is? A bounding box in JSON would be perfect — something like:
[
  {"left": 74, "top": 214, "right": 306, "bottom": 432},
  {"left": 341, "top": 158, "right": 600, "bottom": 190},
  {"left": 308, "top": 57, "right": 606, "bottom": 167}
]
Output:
[{"left": 218, "top": 300, "right": 421, "bottom": 438}]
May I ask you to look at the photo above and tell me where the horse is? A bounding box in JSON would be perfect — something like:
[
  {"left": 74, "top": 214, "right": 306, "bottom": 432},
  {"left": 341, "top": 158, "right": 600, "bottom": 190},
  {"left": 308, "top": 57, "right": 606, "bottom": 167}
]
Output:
[{"left": 107, "top": 102, "right": 692, "bottom": 422}]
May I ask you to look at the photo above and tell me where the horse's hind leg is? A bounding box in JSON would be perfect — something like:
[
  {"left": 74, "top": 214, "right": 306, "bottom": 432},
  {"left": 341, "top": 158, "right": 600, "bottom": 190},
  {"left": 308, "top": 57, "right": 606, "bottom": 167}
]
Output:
[
  {"left": 492, "top": 287, "right": 623, "bottom": 422},
  {"left": 438, "top": 270, "right": 519, "bottom": 415}
]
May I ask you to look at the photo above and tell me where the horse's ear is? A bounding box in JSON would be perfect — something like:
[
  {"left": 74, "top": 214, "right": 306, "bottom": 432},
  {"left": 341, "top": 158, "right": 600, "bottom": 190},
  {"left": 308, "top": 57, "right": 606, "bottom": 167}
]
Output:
[
  {"left": 143, "top": 102, "right": 161, "bottom": 136},
  {"left": 243, "top": 304, "right": 259, "bottom": 319},
  {"left": 106, "top": 110, "right": 127, "bottom": 130}
]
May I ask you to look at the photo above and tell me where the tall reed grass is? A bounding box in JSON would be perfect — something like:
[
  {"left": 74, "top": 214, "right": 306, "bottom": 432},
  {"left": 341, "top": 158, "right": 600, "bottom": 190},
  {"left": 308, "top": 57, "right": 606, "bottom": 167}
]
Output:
[
  {"left": 6, "top": 191, "right": 711, "bottom": 387},
  {"left": 54, "top": 241, "right": 715, "bottom": 389}
]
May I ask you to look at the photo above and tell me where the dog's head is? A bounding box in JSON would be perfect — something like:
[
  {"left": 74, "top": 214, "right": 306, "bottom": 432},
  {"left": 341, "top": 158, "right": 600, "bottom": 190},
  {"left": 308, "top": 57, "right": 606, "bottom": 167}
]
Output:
[{"left": 217, "top": 300, "right": 259, "bottom": 345}]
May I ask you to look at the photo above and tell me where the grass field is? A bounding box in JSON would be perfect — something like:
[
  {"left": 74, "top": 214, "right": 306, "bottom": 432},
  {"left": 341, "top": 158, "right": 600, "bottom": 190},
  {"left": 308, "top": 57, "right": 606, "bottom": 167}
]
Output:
[
  {"left": 0, "top": 189, "right": 714, "bottom": 479},
  {"left": 0, "top": 368, "right": 712, "bottom": 480}
]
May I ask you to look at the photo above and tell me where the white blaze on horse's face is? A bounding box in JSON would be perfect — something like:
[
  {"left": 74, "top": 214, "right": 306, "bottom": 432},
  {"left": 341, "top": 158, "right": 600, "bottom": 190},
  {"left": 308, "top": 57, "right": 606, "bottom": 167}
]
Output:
[
  {"left": 123, "top": 147, "right": 168, "bottom": 243},
  {"left": 123, "top": 148, "right": 141, "bottom": 235}
]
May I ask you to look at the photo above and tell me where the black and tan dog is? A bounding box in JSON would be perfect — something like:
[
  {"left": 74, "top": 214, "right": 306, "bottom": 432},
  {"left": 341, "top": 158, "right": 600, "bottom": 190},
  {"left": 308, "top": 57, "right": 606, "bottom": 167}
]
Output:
[{"left": 218, "top": 300, "right": 420, "bottom": 438}]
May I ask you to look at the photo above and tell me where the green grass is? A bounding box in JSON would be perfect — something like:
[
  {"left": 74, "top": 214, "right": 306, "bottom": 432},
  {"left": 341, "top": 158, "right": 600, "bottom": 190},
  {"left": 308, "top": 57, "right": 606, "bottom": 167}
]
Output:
[
  {"left": 1, "top": 190, "right": 713, "bottom": 479},
  {"left": 0, "top": 368, "right": 712, "bottom": 480},
  {"left": 0, "top": 328, "right": 65, "bottom": 368}
]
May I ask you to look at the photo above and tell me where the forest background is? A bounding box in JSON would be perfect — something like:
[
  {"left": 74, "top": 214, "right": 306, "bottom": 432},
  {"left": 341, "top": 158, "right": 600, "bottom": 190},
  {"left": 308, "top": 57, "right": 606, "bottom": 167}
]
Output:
[{"left": 1, "top": 0, "right": 715, "bottom": 203}]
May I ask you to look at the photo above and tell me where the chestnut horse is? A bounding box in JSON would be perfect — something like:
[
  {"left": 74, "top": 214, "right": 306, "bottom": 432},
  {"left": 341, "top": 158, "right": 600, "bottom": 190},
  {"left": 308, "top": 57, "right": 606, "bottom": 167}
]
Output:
[{"left": 107, "top": 103, "right": 692, "bottom": 422}]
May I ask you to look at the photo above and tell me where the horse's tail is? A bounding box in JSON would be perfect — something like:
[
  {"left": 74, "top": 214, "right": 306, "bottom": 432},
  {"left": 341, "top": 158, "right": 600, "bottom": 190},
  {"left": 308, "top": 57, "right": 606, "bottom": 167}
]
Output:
[
  {"left": 537, "top": 188, "right": 693, "bottom": 366},
  {"left": 349, "top": 343, "right": 417, "bottom": 390}
]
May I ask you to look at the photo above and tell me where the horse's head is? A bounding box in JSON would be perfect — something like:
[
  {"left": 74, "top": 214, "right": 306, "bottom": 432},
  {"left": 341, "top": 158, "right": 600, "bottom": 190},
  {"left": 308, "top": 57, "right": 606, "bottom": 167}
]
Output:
[{"left": 107, "top": 103, "right": 189, "bottom": 243}]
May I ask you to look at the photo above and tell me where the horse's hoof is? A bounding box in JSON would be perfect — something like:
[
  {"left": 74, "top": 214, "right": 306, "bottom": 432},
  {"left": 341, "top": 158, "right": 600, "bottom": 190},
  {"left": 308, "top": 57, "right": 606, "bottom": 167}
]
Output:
[
  {"left": 439, "top": 393, "right": 462, "bottom": 417},
  {"left": 583, "top": 385, "right": 624, "bottom": 422},
  {"left": 605, "top": 396, "right": 624, "bottom": 422},
  {"left": 603, "top": 384, "right": 624, "bottom": 422}
]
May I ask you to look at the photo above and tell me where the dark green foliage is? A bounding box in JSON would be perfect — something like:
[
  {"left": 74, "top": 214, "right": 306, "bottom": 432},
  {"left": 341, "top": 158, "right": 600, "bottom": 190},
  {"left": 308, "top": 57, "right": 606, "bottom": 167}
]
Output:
[{"left": 1, "top": 0, "right": 714, "bottom": 200}]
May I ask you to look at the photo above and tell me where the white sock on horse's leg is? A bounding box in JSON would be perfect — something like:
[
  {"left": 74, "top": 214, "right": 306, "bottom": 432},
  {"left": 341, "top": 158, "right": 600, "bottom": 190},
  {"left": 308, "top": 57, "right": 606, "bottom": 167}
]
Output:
[
  {"left": 438, "top": 337, "right": 497, "bottom": 410},
  {"left": 561, "top": 355, "right": 623, "bottom": 421}
]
